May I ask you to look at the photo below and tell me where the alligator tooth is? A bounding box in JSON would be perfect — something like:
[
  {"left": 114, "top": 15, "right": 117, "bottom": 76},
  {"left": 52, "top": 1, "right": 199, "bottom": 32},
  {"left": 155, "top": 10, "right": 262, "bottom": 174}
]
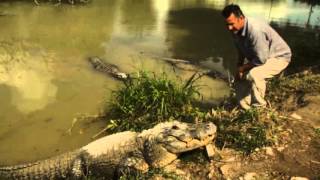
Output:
[{"left": 205, "top": 143, "right": 216, "bottom": 158}]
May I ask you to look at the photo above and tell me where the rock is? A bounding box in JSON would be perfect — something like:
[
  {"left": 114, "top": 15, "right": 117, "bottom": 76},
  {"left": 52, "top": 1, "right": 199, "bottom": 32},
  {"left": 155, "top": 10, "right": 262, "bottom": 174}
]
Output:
[
  {"left": 290, "top": 113, "right": 302, "bottom": 120},
  {"left": 276, "top": 146, "right": 285, "bottom": 152},
  {"left": 220, "top": 162, "right": 241, "bottom": 178},
  {"left": 264, "top": 147, "right": 275, "bottom": 156},
  {"left": 290, "top": 177, "right": 309, "bottom": 180},
  {"left": 224, "top": 156, "right": 236, "bottom": 162},
  {"left": 219, "top": 148, "right": 239, "bottom": 161},
  {"left": 243, "top": 172, "right": 258, "bottom": 180},
  {"left": 207, "top": 168, "right": 216, "bottom": 179},
  {"left": 163, "top": 160, "right": 187, "bottom": 177}
]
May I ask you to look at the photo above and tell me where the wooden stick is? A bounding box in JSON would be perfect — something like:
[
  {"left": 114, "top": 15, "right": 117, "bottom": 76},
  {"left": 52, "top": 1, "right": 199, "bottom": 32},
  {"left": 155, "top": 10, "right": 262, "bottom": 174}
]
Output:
[
  {"left": 91, "top": 126, "right": 109, "bottom": 139},
  {"left": 153, "top": 56, "right": 191, "bottom": 63}
]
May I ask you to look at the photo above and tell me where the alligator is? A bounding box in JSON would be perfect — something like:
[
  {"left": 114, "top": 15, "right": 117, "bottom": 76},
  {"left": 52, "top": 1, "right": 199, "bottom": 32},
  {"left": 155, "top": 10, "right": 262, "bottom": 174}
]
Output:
[
  {"left": 0, "top": 121, "right": 216, "bottom": 179},
  {"left": 33, "top": 0, "right": 90, "bottom": 6},
  {"left": 88, "top": 56, "right": 128, "bottom": 80}
]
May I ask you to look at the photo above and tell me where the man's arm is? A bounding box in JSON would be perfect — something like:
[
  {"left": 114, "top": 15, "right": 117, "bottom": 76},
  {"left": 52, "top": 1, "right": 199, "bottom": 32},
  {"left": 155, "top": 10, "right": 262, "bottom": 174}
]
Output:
[
  {"left": 235, "top": 50, "right": 255, "bottom": 80},
  {"left": 235, "top": 25, "right": 270, "bottom": 80},
  {"left": 249, "top": 26, "right": 270, "bottom": 65},
  {"left": 237, "top": 49, "right": 245, "bottom": 67}
]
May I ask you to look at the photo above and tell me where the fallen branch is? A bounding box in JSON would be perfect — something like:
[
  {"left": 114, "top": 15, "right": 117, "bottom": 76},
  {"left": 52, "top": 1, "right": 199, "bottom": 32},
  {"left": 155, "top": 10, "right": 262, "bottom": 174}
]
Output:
[
  {"left": 152, "top": 56, "right": 191, "bottom": 63},
  {"left": 140, "top": 52, "right": 191, "bottom": 63}
]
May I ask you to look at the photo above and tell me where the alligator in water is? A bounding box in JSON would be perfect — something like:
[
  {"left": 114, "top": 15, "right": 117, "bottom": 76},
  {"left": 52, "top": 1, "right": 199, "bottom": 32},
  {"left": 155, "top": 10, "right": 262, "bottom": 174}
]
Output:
[
  {"left": 88, "top": 56, "right": 128, "bottom": 81},
  {"left": 0, "top": 121, "right": 216, "bottom": 179}
]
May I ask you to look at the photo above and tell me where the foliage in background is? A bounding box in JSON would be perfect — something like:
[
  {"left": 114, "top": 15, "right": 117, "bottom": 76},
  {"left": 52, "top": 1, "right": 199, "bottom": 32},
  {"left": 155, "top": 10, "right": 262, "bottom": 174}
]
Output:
[
  {"left": 106, "top": 71, "right": 202, "bottom": 132},
  {"left": 272, "top": 23, "right": 320, "bottom": 73},
  {"left": 267, "top": 72, "right": 320, "bottom": 109},
  {"left": 206, "top": 107, "right": 282, "bottom": 154}
]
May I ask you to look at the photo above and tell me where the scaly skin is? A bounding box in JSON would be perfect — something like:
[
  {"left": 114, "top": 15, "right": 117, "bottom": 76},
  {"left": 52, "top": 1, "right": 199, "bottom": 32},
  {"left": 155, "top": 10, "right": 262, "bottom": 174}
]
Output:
[
  {"left": 0, "top": 150, "right": 83, "bottom": 179},
  {"left": 88, "top": 56, "right": 128, "bottom": 80},
  {"left": 0, "top": 121, "right": 216, "bottom": 179}
]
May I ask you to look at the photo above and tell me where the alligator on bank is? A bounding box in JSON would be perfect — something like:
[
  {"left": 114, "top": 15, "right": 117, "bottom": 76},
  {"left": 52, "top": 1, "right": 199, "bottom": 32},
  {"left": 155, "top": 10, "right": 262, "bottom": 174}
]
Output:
[
  {"left": 0, "top": 121, "right": 217, "bottom": 179},
  {"left": 88, "top": 56, "right": 128, "bottom": 81}
]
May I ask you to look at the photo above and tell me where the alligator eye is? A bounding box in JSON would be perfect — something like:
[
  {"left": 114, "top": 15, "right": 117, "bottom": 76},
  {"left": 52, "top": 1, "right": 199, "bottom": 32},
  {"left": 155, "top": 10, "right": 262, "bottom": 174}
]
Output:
[{"left": 172, "top": 125, "right": 179, "bottom": 130}]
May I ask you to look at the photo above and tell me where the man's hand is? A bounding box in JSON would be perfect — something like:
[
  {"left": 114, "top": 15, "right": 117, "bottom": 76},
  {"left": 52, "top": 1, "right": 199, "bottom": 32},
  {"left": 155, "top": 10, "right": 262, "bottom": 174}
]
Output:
[
  {"left": 235, "top": 63, "right": 255, "bottom": 81},
  {"left": 235, "top": 71, "right": 243, "bottom": 81}
]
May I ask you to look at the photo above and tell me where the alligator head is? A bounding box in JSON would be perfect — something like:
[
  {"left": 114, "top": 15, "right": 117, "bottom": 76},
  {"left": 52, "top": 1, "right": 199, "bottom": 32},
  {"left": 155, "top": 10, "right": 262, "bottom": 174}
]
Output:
[
  {"left": 137, "top": 121, "right": 217, "bottom": 168},
  {"left": 115, "top": 72, "right": 128, "bottom": 79}
]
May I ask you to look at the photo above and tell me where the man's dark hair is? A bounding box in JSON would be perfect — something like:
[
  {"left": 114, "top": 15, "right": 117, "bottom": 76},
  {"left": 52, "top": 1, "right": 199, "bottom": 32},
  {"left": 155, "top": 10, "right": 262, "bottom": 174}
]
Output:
[{"left": 222, "top": 4, "right": 244, "bottom": 18}]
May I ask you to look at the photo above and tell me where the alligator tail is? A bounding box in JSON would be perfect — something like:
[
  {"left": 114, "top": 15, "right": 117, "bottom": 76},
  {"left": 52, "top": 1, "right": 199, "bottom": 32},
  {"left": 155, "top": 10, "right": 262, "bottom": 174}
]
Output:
[{"left": 0, "top": 150, "right": 83, "bottom": 180}]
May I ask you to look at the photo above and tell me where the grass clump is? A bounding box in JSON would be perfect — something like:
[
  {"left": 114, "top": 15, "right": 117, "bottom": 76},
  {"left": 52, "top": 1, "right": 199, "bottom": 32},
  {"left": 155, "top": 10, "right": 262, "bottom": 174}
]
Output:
[
  {"left": 267, "top": 73, "right": 320, "bottom": 109},
  {"left": 206, "top": 108, "right": 281, "bottom": 154},
  {"left": 106, "top": 71, "right": 201, "bottom": 132},
  {"left": 315, "top": 128, "right": 320, "bottom": 137},
  {"left": 119, "top": 168, "right": 183, "bottom": 180}
]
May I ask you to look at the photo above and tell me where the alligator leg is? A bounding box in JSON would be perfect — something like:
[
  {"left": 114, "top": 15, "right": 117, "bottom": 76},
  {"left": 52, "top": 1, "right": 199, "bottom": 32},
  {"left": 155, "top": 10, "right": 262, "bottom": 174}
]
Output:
[{"left": 117, "top": 151, "right": 149, "bottom": 178}]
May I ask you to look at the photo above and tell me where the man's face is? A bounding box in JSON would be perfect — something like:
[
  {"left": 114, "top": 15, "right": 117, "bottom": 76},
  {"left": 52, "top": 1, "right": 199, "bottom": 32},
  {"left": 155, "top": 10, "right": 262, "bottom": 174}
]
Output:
[{"left": 225, "top": 13, "right": 245, "bottom": 34}]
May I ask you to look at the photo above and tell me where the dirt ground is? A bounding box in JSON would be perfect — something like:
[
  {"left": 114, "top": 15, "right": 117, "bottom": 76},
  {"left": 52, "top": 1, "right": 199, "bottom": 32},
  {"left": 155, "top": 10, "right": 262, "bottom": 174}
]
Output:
[
  {"left": 217, "top": 96, "right": 320, "bottom": 179},
  {"left": 173, "top": 73, "right": 320, "bottom": 180}
]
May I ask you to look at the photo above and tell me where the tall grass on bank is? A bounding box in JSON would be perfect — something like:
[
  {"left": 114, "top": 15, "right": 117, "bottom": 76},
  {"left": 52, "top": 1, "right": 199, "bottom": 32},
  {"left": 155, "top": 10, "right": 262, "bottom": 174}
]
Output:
[{"left": 106, "top": 71, "right": 202, "bottom": 132}]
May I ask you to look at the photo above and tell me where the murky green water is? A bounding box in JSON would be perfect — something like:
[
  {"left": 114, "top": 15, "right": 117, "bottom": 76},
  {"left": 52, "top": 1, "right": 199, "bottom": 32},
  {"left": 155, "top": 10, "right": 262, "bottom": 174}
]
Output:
[{"left": 0, "top": 0, "right": 319, "bottom": 164}]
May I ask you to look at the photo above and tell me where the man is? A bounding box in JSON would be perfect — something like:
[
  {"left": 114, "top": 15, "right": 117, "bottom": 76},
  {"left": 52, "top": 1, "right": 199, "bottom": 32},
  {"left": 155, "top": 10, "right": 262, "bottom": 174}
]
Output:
[{"left": 222, "top": 4, "right": 291, "bottom": 110}]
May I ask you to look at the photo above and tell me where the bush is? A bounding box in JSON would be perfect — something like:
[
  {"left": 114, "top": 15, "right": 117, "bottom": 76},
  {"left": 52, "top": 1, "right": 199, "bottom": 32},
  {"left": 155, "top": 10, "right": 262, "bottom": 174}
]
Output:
[{"left": 106, "top": 71, "right": 202, "bottom": 132}]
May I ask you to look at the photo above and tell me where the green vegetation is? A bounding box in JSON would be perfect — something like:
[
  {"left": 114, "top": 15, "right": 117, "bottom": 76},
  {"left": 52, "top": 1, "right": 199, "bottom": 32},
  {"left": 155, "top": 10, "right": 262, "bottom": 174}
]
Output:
[
  {"left": 119, "top": 168, "right": 182, "bottom": 180},
  {"left": 206, "top": 107, "right": 281, "bottom": 154},
  {"left": 315, "top": 128, "right": 320, "bottom": 136},
  {"left": 267, "top": 73, "right": 320, "bottom": 109},
  {"left": 106, "top": 71, "right": 202, "bottom": 132}
]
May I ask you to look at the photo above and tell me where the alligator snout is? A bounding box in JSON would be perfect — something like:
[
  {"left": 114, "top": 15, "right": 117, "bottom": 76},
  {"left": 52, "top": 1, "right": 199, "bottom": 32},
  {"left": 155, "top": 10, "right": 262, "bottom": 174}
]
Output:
[{"left": 194, "top": 122, "right": 217, "bottom": 141}]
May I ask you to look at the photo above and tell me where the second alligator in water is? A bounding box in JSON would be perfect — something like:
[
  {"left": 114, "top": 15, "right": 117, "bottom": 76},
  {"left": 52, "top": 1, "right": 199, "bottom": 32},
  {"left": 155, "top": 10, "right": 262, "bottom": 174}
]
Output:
[{"left": 88, "top": 56, "right": 128, "bottom": 80}]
